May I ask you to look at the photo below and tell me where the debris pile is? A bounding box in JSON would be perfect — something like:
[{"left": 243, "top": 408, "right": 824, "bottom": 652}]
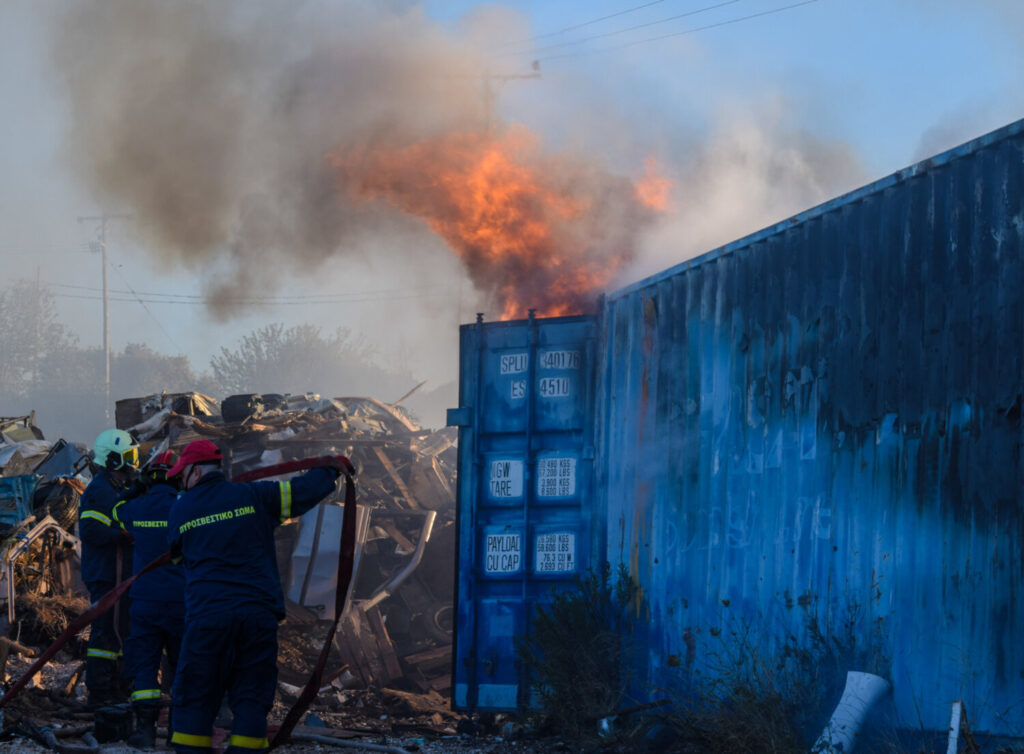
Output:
[{"left": 0, "top": 390, "right": 470, "bottom": 751}]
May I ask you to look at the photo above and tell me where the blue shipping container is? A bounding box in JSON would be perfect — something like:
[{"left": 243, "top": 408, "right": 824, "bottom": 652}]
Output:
[
  {"left": 449, "top": 315, "right": 597, "bottom": 710},
  {"left": 452, "top": 117, "right": 1024, "bottom": 736},
  {"left": 597, "top": 118, "right": 1024, "bottom": 736}
]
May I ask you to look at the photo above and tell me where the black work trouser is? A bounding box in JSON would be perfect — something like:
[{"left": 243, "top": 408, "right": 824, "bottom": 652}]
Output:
[
  {"left": 171, "top": 606, "right": 278, "bottom": 754},
  {"left": 84, "top": 580, "right": 130, "bottom": 703}
]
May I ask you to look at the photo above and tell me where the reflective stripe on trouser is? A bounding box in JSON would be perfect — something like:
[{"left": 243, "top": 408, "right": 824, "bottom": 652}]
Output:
[
  {"left": 126, "top": 599, "right": 184, "bottom": 699},
  {"left": 87, "top": 648, "right": 119, "bottom": 661},
  {"left": 170, "top": 730, "right": 213, "bottom": 752},
  {"left": 227, "top": 733, "right": 270, "bottom": 750},
  {"left": 172, "top": 607, "right": 278, "bottom": 754}
]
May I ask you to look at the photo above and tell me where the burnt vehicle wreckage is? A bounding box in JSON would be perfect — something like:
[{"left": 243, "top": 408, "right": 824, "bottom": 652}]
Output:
[{"left": 0, "top": 393, "right": 485, "bottom": 752}]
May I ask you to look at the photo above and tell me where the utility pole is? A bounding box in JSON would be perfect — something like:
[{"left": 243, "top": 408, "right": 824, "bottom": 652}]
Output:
[
  {"left": 77, "top": 212, "right": 131, "bottom": 423},
  {"left": 33, "top": 267, "right": 40, "bottom": 391},
  {"left": 482, "top": 62, "right": 541, "bottom": 134}
]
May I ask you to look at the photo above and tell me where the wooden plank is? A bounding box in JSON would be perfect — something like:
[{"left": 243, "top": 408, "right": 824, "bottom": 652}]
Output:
[
  {"left": 290, "top": 724, "right": 365, "bottom": 740},
  {"left": 382, "top": 687, "right": 451, "bottom": 716},
  {"left": 377, "top": 520, "right": 416, "bottom": 553},
  {"left": 365, "top": 606, "right": 402, "bottom": 682},
  {"left": 361, "top": 397, "right": 419, "bottom": 433},
  {"left": 64, "top": 662, "right": 86, "bottom": 696},
  {"left": 402, "top": 645, "right": 452, "bottom": 664},
  {"left": 355, "top": 611, "right": 388, "bottom": 684},
  {"left": 373, "top": 447, "right": 420, "bottom": 509},
  {"left": 427, "top": 674, "right": 452, "bottom": 691},
  {"left": 431, "top": 457, "right": 453, "bottom": 498},
  {"left": 333, "top": 618, "right": 368, "bottom": 686}
]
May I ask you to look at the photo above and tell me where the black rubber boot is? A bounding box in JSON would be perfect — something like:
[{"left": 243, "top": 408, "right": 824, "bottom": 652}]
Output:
[
  {"left": 127, "top": 702, "right": 159, "bottom": 748},
  {"left": 84, "top": 655, "right": 117, "bottom": 709}
]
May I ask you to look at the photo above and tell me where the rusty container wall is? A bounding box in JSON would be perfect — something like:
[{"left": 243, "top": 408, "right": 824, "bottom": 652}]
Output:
[{"left": 596, "top": 119, "right": 1024, "bottom": 734}]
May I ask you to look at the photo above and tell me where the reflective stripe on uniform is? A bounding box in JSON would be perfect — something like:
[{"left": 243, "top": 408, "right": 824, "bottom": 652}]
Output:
[
  {"left": 171, "top": 732, "right": 213, "bottom": 747},
  {"left": 86, "top": 648, "right": 119, "bottom": 661},
  {"left": 279, "top": 481, "right": 292, "bottom": 521},
  {"left": 229, "top": 734, "right": 270, "bottom": 749},
  {"left": 111, "top": 500, "right": 128, "bottom": 529},
  {"left": 81, "top": 510, "right": 113, "bottom": 526},
  {"left": 131, "top": 689, "right": 162, "bottom": 701}
]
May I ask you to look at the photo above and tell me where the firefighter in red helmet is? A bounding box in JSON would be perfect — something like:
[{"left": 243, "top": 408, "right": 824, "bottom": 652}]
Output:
[{"left": 165, "top": 439, "right": 341, "bottom": 754}]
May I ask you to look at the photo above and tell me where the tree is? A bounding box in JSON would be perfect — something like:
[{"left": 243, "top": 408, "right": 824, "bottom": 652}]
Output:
[
  {"left": 25, "top": 343, "right": 205, "bottom": 443},
  {"left": 0, "top": 281, "right": 78, "bottom": 399},
  {"left": 112, "top": 343, "right": 204, "bottom": 398},
  {"left": 210, "top": 323, "right": 393, "bottom": 396},
  {"left": 0, "top": 280, "right": 210, "bottom": 442}
]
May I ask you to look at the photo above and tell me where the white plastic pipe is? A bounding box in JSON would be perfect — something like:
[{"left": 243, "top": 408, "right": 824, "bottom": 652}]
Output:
[
  {"left": 813, "top": 671, "right": 891, "bottom": 753},
  {"left": 946, "top": 701, "right": 964, "bottom": 754}
]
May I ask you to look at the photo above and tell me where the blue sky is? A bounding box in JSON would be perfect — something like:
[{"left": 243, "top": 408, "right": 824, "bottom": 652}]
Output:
[
  {"left": 423, "top": 0, "right": 1023, "bottom": 172},
  {"left": 1, "top": 0, "right": 1022, "bottom": 419}
]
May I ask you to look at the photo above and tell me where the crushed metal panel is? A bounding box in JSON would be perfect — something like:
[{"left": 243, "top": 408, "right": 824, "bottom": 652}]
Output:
[
  {"left": 596, "top": 118, "right": 1024, "bottom": 735},
  {"left": 0, "top": 475, "right": 42, "bottom": 530}
]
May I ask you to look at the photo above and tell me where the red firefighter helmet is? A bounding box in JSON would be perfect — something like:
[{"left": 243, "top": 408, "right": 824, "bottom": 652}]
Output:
[
  {"left": 148, "top": 450, "right": 177, "bottom": 470},
  {"left": 167, "top": 440, "right": 223, "bottom": 478}
]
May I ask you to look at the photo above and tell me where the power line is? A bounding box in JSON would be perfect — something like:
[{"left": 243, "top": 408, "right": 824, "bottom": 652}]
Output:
[
  {"left": 537, "top": 0, "right": 819, "bottom": 62},
  {"left": 510, "top": 0, "right": 667, "bottom": 44},
  {"left": 527, "top": 0, "right": 741, "bottom": 55},
  {"left": 108, "top": 263, "right": 185, "bottom": 354},
  {"left": 48, "top": 291, "right": 448, "bottom": 306},
  {"left": 46, "top": 281, "right": 446, "bottom": 303}
]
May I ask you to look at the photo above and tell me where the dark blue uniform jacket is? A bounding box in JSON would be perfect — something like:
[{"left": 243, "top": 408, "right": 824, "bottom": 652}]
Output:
[
  {"left": 112, "top": 483, "right": 185, "bottom": 602},
  {"left": 78, "top": 470, "right": 133, "bottom": 586},
  {"left": 167, "top": 469, "right": 338, "bottom": 621}
]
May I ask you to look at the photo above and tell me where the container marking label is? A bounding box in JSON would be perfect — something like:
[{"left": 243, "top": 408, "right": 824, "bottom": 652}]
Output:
[
  {"left": 488, "top": 459, "right": 523, "bottom": 498},
  {"left": 538, "top": 377, "right": 571, "bottom": 398},
  {"left": 535, "top": 532, "right": 575, "bottom": 573},
  {"left": 510, "top": 380, "right": 527, "bottom": 400},
  {"left": 500, "top": 353, "right": 529, "bottom": 375},
  {"left": 485, "top": 533, "right": 522, "bottom": 573},
  {"left": 537, "top": 457, "right": 576, "bottom": 497},
  {"left": 539, "top": 350, "right": 581, "bottom": 370}
]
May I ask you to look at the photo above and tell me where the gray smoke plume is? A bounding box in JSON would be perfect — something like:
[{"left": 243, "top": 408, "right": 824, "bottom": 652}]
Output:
[{"left": 50, "top": 2, "right": 491, "bottom": 314}]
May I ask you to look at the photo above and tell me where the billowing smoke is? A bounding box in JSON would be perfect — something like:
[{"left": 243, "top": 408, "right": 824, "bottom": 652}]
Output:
[
  {"left": 622, "top": 100, "right": 867, "bottom": 283},
  {"left": 50, "top": 0, "right": 868, "bottom": 325},
  {"left": 49, "top": 0, "right": 661, "bottom": 319}
]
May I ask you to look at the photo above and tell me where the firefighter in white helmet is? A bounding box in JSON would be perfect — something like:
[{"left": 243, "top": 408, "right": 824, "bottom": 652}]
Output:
[{"left": 78, "top": 428, "right": 138, "bottom": 706}]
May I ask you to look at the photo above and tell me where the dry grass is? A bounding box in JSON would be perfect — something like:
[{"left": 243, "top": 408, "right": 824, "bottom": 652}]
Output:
[
  {"left": 515, "top": 563, "right": 639, "bottom": 746},
  {"left": 514, "top": 565, "right": 895, "bottom": 753},
  {"left": 14, "top": 591, "right": 88, "bottom": 644}
]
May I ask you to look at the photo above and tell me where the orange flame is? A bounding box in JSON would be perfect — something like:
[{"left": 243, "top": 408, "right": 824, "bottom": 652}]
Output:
[
  {"left": 635, "top": 157, "right": 674, "bottom": 212},
  {"left": 330, "top": 125, "right": 665, "bottom": 319}
]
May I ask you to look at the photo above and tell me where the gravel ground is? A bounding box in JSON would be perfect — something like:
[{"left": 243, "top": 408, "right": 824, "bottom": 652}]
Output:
[
  {"left": 0, "top": 733, "right": 563, "bottom": 753},
  {"left": 0, "top": 653, "right": 569, "bottom": 754}
]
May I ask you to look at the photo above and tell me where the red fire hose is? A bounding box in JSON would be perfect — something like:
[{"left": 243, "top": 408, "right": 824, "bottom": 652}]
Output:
[
  {"left": 0, "top": 454, "right": 357, "bottom": 733},
  {"left": 0, "top": 551, "right": 172, "bottom": 710}
]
